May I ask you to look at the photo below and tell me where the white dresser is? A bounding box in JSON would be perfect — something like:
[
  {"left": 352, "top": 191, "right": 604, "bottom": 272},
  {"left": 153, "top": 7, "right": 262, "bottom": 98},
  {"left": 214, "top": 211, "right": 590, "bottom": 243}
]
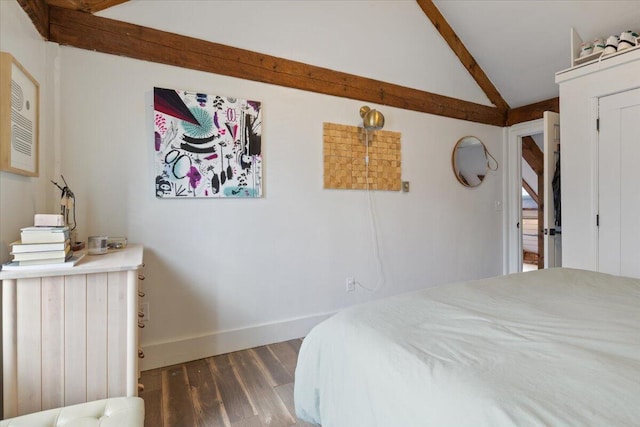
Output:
[{"left": 1, "top": 244, "right": 144, "bottom": 418}]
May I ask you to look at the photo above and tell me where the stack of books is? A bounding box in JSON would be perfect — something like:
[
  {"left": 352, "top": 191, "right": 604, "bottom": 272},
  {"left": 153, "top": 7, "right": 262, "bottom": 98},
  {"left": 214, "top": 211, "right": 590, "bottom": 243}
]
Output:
[
  {"left": 3, "top": 226, "right": 78, "bottom": 270},
  {"left": 13, "top": 226, "right": 71, "bottom": 264}
]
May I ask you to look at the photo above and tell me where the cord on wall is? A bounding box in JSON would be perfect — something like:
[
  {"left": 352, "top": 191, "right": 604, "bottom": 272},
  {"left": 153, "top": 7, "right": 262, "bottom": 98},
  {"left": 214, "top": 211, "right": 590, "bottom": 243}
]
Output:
[{"left": 359, "top": 130, "right": 385, "bottom": 292}]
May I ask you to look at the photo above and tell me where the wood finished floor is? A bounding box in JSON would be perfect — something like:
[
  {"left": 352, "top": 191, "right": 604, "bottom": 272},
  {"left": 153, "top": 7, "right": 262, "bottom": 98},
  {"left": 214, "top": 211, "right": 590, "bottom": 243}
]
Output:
[{"left": 140, "top": 338, "right": 315, "bottom": 427}]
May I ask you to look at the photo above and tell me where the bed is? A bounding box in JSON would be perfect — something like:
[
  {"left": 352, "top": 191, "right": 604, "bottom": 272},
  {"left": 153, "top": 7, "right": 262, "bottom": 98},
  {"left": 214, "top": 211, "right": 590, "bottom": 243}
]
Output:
[{"left": 294, "top": 268, "right": 640, "bottom": 426}]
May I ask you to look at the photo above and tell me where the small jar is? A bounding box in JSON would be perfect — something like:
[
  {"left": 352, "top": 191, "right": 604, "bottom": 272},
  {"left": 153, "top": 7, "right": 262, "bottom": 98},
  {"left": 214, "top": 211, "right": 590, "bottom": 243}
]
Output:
[{"left": 88, "top": 236, "right": 108, "bottom": 255}]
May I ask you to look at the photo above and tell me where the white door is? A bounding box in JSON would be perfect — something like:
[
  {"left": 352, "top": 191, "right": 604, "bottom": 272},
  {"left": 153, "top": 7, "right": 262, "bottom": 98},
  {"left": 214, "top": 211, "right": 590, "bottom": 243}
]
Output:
[
  {"left": 543, "top": 111, "right": 561, "bottom": 268},
  {"left": 597, "top": 88, "right": 640, "bottom": 278}
]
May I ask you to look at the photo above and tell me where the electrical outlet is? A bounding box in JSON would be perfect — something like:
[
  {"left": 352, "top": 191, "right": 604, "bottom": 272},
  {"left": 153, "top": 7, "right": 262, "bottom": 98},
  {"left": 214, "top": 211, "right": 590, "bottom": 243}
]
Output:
[
  {"left": 402, "top": 181, "right": 410, "bottom": 192},
  {"left": 346, "top": 277, "right": 356, "bottom": 292},
  {"left": 140, "top": 302, "right": 150, "bottom": 322}
]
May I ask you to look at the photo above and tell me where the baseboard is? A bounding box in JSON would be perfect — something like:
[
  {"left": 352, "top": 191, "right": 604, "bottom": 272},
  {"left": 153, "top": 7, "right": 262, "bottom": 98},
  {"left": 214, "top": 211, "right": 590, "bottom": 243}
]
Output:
[{"left": 139, "top": 311, "right": 334, "bottom": 370}]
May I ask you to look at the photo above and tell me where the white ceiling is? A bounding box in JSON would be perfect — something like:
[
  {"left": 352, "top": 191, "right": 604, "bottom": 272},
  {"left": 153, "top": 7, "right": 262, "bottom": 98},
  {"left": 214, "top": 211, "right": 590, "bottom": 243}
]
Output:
[
  {"left": 434, "top": 0, "right": 640, "bottom": 107},
  {"left": 100, "top": 1, "right": 640, "bottom": 110}
]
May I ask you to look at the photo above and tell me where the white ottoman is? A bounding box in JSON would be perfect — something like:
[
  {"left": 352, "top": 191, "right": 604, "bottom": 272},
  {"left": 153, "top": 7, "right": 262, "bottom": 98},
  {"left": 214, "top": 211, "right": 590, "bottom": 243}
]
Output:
[{"left": 0, "top": 397, "right": 144, "bottom": 427}]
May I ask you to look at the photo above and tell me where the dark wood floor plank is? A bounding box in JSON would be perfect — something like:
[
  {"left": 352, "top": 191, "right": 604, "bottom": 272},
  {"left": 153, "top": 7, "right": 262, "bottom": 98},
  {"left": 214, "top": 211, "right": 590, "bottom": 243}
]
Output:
[
  {"left": 251, "top": 346, "right": 293, "bottom": 387},
  {"left": 162, "top": 365, "right": 197, "bottom": 427},
  {"left": 230, "top": 351, "right": 296, "bottom": 427},
  {"left": 142, "top": 338, "right": 306, "bottom": 427},
  {"left": 187, "top": 358, "right": 230, "bottom": 427},
  {"left": 141, "top": 368, "right": 162, "bottom": 392},
  {"left": 208, "top": 354, "right": 257, "bottom": 423},
  {"left": 274, "top": 383, "right": 315, "bottom": 427},
  {"left": 267, "top": 342, "right": 299, "bottom": 378},
  {"left": 140, "top": 388, "right": 163, "bottom": 427},
  {"left": 140, "top": 367, "right": 164, "bottom": 427}
]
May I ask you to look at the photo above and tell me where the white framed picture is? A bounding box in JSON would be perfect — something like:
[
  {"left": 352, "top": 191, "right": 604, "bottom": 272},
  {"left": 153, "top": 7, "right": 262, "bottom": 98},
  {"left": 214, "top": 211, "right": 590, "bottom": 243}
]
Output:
[{"left": 0, "top": 52, "right": 39, "bottom": 177}]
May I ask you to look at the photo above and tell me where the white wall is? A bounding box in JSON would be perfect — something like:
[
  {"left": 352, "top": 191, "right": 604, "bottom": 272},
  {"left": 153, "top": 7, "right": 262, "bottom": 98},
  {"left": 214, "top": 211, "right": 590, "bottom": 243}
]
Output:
[
  {"left": 0, "top": 1, "right": 57, "bottom": 262},
  {"left": 0, "top": 0, "right": 58, "bottom": 417},
  {"left": 556, "top": 50, "right": 640, "bottom": 270},
  {"left": 59, "top": 47, "right": 504, "bottom": 369},
  {"left": 1, "top": 0, "right": 505, "bottom": 370}
]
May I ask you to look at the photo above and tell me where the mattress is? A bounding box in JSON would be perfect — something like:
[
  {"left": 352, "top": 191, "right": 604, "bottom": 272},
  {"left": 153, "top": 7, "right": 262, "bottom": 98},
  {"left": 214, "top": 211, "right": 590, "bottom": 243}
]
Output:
[{"left": 294, "top": 268, "right": 640, "bottom": 426}]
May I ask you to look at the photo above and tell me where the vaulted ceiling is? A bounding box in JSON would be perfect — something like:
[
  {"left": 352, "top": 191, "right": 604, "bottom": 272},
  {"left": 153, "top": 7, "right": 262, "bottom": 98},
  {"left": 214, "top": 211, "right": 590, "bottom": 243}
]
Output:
[
  {"left": 15, "top": 0, "right": 640, "bottom": 127},
  {"left": 435, "top": 0, "right": 640, "bottom": 107}
]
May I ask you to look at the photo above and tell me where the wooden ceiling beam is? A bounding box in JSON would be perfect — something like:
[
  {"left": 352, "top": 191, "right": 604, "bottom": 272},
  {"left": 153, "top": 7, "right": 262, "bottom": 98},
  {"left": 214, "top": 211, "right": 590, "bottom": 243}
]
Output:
[
  {"left": 45, "top": 0, "right": 129, "bottom": 13},
  {"left": 507, "top": 97, "right": 559, "bottom": 126},
  {"left": 20, "top": 2, "right": 562, "bottom": 128},
  {"left": 522, "top": 179, "right": 538, "bottom": 205},
  {"left": 416, "top": 0, "right": 509, "bottom": 113},
  {"left": 522, "top": 135, "right": 543, "bottom": 176},
  {"left": 48, "top": 7, "right": 505, "bottom": 126},
  {"left": 16, "top": 0, "right": 49, "bottom": 39}
]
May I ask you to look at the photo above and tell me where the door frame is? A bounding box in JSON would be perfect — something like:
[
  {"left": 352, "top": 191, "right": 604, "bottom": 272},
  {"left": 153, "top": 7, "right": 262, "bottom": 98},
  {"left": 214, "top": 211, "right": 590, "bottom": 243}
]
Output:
[{"left": 505, "top": 119, "right": 543, "bottom": 274}]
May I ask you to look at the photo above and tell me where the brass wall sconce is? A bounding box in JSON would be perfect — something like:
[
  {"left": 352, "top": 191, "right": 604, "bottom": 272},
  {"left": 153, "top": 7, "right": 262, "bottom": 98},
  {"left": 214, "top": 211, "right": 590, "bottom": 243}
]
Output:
[{"left": 360, "top": 106, "right": 385, "bottom": 131}]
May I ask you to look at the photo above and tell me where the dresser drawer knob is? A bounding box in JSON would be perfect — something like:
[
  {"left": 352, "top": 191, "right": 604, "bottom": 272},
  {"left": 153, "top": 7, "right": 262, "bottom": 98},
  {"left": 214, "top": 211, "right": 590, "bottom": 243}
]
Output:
[
  {"left": 138, "top": 321, "right": 145, "bottom": 328},
  {"left": 138, "top": 274, "right": 145, "bottom": 281},
  {"left": 138, "top": 348, "right": 145, "bottom": 358},
  {"left": 138, "top": 383, "right": 145, "bottom": 392},
  {"left": 138, "top": 311, "right": 144, "bottom": 318},
  {"left": 138, "top": 291, "right": 145, "bottom": 298}
]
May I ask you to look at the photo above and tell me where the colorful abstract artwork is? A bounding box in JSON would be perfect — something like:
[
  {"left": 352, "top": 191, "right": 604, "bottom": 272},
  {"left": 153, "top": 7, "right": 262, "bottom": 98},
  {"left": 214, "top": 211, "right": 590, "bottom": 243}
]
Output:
[{"left": 153, "top": 87, "right": 262, "bottom": 198}]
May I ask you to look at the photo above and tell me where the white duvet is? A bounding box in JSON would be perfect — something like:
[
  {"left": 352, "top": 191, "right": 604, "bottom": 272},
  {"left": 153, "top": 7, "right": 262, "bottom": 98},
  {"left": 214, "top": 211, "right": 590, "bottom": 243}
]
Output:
[{"left": 294, "top": 268, "right": 640, "bottom": 426}]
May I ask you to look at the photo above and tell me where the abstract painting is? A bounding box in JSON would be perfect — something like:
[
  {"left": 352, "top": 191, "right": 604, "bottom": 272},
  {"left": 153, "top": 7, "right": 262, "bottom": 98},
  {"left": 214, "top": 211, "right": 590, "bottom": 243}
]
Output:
[{"left": 154, "top": 87, "right": 262, "bottom": 198}]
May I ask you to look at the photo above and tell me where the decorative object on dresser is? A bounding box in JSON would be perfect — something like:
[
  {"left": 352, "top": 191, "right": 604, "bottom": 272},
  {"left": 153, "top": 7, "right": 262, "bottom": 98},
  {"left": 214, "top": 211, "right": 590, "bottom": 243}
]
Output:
[
  {"left": 87, "top": 235, "right": 108, "bottom": 255},
  {"left": 108, "top": 236, "right": 128, "bottom": 250},
  {"left": 0, "top": 244, "right": 145, "bottom": 418},
  {"left": 51, "top": 176, "right": 81, "bottom": 248},
  {"left": 34, "top": 214, "right": 65, "bottom": 227}
]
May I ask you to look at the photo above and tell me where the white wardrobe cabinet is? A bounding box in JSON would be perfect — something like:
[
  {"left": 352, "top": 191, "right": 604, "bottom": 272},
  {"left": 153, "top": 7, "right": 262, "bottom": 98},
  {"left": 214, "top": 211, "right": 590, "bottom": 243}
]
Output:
[
  {"left": 556, "top": 49, "right": 640, "bottom": 277},
  {"left": 1, "top": 244, "right": 144, "bottom": 418}
]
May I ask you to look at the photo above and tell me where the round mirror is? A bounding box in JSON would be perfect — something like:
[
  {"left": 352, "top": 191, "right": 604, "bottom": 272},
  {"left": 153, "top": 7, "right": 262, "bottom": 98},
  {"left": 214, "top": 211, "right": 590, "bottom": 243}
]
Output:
[{"left": 452, "top": 136, "right": 492, "bottom": 188}]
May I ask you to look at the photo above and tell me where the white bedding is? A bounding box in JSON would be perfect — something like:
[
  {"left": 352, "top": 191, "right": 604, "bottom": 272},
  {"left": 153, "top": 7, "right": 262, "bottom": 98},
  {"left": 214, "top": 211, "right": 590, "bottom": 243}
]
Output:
[{"left": 294, "top": 268, "right": 640, "bottom": 426}]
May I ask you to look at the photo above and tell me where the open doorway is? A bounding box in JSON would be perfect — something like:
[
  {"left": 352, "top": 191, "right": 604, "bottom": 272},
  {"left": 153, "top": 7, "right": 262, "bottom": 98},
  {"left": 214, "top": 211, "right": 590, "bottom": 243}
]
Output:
[
  {"left": 505, "top": 113, "right": 561, "bottom": 275},
  {"left": 521, "top": 133, "right": 544, "bottom": 272}
]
